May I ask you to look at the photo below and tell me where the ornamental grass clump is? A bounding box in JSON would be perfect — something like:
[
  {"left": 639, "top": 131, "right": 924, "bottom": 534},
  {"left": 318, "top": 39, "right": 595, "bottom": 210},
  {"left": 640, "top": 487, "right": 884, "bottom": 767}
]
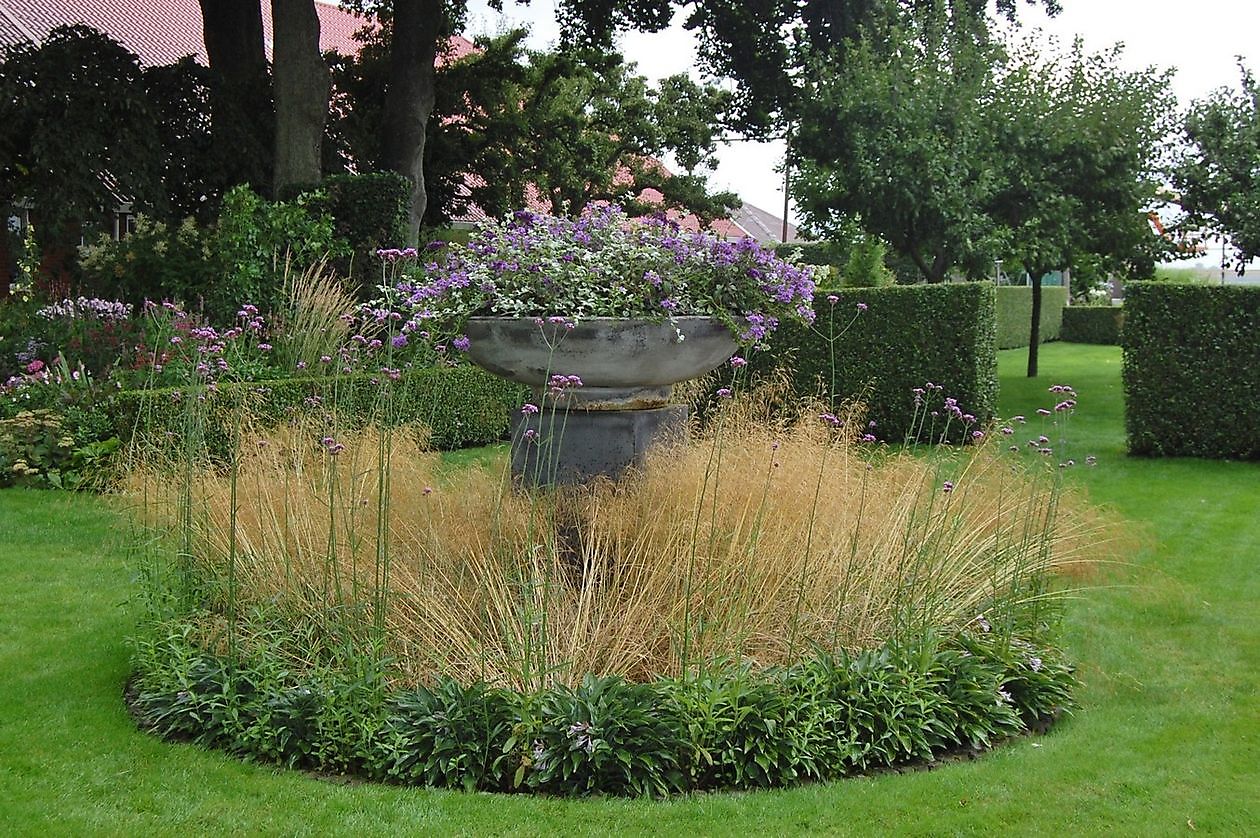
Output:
[
  {"left": 391, "top": 205, "right": 816, "bottom": 345},
  {"left": 126, "top": 382, "right": 1101, "bottom": 694}
]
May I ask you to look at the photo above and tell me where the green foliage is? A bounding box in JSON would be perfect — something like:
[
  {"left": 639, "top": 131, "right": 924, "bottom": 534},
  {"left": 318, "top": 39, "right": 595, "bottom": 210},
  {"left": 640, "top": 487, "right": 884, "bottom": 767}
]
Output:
[
  {"left": 752, "top": 284, "right": 998, "bottom": 441},
  {"left": 1122, "top": 283, "right": 1260, "bottom": 459},
  {"left": 378, "top": 679, "right": 520, "bottom": 791},
  {"left": 141, "top": 58, "right": 229, "bottom": 224},
  {"left": 1061, "top": 306, "right": 1123, "bottom": 345},
  {"left": 300, "top": 172, "right": 412, "bottom": 273},
  {"left": 677, "top": 0, "right": 1058, "bottom": 135},
  {"left": 1173, "top": 63, "right": 1260, "bottom": 270},
  {"left": 985, "top": 38, "right": 1177, "bottom": 286},
  {"left": 331, "top": 29, "right": 736, "bottom": 228},
  {"left": 130, "top": 623, "right": 388, "bottom": 773},
  {"left": 841, "top": 236, "right": 895, "bottom": 287},
  {"left": 774, "top": 239, "right": 849, "bottom": 269},
  {"left": 0, "top": 408, "right": 119, "bottom": 489},
  {"left": 672, "top": 668, "right": 806, "bottom": 789},
  {"left": 794, "top": 14, "right": 1002, "bottom": 283},
  {"left": 0, "top": 26, "right": 162, "bottom": 239},
  {"left": 209, "top": 186, "right": 350, "bottom": 320},
  {"left": 996, "top": 286, "right": 1067, "bottom": 349},
  {"left": 128, "top": 623, "right": 1076, "bottom": 797},
  {"left": 110, "top": 365, "right": 525, "bottom": 456},
  {"left": 524, "top": 675, "right": 687, "bottom": 797},
  {"left": 0, "top": 296, "right": 41, "bottom": 379},
  {"left": 79, "top": 217, "right": 215, "bottom": 309},
  {"left": 78, "top": 188, "right": 350, "bottom": 320}
]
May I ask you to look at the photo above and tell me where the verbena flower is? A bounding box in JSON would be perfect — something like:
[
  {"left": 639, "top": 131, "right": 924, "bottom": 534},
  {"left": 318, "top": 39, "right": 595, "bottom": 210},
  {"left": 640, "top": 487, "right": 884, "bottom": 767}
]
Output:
[{"left": 391, "top": 205, "right": 815, "bottom": 348}]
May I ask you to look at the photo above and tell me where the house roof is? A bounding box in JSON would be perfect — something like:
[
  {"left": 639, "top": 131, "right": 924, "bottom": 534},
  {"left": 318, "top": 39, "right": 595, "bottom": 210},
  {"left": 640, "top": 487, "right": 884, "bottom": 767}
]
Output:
[
  {"left": 0, "top": 0, "right": 373, "bottom": 62},
  {"left": 729, "top": 201, "right": 801, "bottom": 245},
  {"left": 0, "top": 0, "right": 479, "bottom": 64}
]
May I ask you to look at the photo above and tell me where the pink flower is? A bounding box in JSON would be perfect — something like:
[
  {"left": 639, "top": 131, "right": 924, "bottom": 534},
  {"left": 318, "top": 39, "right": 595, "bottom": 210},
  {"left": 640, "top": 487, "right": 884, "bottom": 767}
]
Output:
[{"left": 25, "top": 359, "right": 43, "bottom": 374}]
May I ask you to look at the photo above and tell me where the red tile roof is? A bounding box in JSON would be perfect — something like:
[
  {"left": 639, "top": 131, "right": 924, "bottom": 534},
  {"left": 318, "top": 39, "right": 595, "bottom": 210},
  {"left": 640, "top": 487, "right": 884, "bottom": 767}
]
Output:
[{"left": 0, "top": 0, "right": 374, "bottom": 63}]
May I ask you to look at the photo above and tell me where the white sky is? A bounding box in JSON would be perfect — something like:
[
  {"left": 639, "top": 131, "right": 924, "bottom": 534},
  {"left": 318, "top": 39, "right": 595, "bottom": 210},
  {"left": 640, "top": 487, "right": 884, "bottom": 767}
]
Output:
[{"left": 463, "top": 0, "right": 1260, "bottom": 242}]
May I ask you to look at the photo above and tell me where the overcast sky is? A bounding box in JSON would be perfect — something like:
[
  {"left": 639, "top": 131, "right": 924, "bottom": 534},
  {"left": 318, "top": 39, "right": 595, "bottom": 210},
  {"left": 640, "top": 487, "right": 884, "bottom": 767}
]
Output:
[{"left": 463, "top": 0, "right": 1260, "bottom": 242}]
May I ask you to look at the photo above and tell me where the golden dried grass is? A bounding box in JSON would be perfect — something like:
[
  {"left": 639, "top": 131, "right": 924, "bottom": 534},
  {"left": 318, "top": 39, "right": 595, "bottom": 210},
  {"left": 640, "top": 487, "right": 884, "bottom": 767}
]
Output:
[{"left": 128, "top": 394, "right": 1105, "bottom": 691}]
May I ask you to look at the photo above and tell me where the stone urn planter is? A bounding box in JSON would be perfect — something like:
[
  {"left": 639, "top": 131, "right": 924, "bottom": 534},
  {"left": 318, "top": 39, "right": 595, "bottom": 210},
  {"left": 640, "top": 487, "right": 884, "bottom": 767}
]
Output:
[{"left": 465, "top": 316, "right": 737, "bottom": 485}]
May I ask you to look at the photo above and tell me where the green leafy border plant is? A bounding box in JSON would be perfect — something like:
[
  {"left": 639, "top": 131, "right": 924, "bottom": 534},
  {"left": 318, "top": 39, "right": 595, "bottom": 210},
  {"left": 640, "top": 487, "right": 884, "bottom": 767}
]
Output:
[{"left": 129, "top": 627, "right": 1076, "bottom": 797}]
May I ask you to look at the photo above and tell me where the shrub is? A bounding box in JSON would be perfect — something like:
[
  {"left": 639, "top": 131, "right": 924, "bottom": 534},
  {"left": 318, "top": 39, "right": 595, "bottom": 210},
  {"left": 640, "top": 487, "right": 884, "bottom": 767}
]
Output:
[
  {"left": 0, "top": 296, "right": 43, "bottom": 380},
  {"left": 78, "top": 217, "right": 215, "bottom": 306},
  {"left": 209, "top": 186, "right": 351, "bottom": 321},
  {"left": 1123, "top": 283, "right": 1260, "bottom": 459},
  {"left": 524, "top": 674, "right": 687, "bottom": 796},
  {"left": 29, "top": 296, "right": 142, "bottom": 379},
  {"left": 301, "top": 172, "right": 411, "bottom": 278},
  {"left": 840, "top": 236, "right": 894, "bottom": 287},
  {"left": 377, "top": 679, "right": 520, "bottom": 791},
  {"left": 751, "top": 284, "right": 998, "bottom": 441},
  {"left": 110, "top": 364, "right": 525, "bottom": 456},
  {"left": 128, "top": 627, "right": 1078, "bottom": 796},
  {"left": 78, "top": 188, "right": 352, "bottom": 322},
  {"left": 1061, "top": 306, "right": 1123, "bottom": 345},
  {"left": 0, "top": 408, "right": 120, "bottom": 488},
  {"left": 996, "top": 285, "right": 1068, "bottom": 349}
]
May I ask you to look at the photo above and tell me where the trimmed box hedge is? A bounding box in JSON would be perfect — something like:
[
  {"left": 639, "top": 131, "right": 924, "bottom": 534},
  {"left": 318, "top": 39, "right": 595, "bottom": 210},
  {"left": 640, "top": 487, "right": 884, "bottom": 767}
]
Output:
[
  {"left": 1123, "top": 283, "right": 1260, "bottom": 459},
  {"left": 752, "top": 284, "right": 998, "bottom": 441},
  {"left": 996, "top": 286, "right": 1067, "bottom": 349},
  {"left": 1061, "top": 306, "right": 1123, "bottom": 345},
  {"left": 109, "top": 364, "right": 527, "bottom": 458}
]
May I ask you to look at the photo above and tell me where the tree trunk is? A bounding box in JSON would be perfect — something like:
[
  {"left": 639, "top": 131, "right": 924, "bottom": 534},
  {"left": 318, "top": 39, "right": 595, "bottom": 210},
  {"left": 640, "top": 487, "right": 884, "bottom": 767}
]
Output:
[
  {"left": 198, "top": 0, "right": 273, "bottom": 191},
  {"left": 380, "top": 0, "right": 444, "bottom": 246},
  {"left": 272, "top": 0, "right": 329, "bottom": 197},
  {"left": 1027, "top": 267, "right": 1043, "bottom": 378},
  {"left": 907, "top": 247, "right": 949, "bottom": 283}
]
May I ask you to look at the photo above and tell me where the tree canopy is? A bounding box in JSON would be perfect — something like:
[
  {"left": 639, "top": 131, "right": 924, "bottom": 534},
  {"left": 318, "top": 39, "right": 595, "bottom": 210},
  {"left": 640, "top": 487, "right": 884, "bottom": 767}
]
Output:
[
  {"left": 331, "top": 26, "right": 736, "bottom": 228},
  {"left": 0, "top": 26, "right": 163, "bottom": 246},
  {"left": 984, "top": 36, "right": 1174, "bottom": 375},
  {"left": 1173, "top": 63, "right": 1260, "bottom": 272},
  {"left": 793, "top": 13, "right": 1002, "bottom": 282}
]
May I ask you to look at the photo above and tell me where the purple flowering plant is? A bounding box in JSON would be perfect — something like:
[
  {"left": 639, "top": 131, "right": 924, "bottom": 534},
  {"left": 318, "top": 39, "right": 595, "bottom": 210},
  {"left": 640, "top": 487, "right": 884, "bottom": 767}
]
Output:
[{"left": 389, "top": 205, "right": 817, "bottom": 347}]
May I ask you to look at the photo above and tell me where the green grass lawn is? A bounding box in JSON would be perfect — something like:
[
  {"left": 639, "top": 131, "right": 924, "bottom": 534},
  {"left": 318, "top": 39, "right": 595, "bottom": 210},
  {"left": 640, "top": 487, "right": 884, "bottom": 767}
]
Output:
[{"left": 1, "top": 342, "right": 1257, "bottom": 835}]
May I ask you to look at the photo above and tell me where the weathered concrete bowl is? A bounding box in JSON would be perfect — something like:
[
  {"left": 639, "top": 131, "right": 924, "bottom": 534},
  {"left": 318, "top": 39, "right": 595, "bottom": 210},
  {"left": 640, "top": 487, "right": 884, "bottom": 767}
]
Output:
[{"left": 465, "top": 316, "right": 737, "bottom": 409}]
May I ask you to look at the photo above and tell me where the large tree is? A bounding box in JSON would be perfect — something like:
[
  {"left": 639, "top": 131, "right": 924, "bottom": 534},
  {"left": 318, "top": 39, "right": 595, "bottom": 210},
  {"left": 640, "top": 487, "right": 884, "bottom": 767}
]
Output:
[
  {"left": 984, "top": 38, "right": 1175, "bottom": 376},
  {"left": 680, "top": 0, "right": 1061, "bottom": 136},
  {"left": 0, "top": 27, "right": 162, "bottom": 277},
  {"left": 340, "top": 0, "right": 692, "bottom": 243},
  {"left": 1172, "top": 63, "right": 1260, "bottom": 272},
  {"left": 331, "top": 27, "right": 736, "bottom": 228},
  {"left": 272, "top": 0, "right": 331, "bottom": 195},
  {"left": 197, "top": 0, "right": 273, "bottom": 193},
  {"left": 793, "top": 12, "right": 1002, "bottom": 282}
]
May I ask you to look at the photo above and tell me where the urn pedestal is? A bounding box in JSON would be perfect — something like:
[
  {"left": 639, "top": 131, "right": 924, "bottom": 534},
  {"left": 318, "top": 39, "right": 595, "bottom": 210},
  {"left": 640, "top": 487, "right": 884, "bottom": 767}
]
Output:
[{"left": 465, "top": 316, "right": 736, "bottom": 485}]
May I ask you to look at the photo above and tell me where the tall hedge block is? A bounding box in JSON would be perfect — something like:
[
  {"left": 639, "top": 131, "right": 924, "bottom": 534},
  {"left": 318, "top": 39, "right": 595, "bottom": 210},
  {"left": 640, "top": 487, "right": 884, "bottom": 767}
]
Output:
[
  {"left": 1061, "top": 306, "right": 1123, "bottom": 345},
  {"left": 1123, "top": 283, "right": 1260, "bottom": 459},
  {"left": 753, "top": 284, "right": 998, "bottom": 441},
  {"left": 996, "top": 286, "right": 1067, "bottom": 349}
]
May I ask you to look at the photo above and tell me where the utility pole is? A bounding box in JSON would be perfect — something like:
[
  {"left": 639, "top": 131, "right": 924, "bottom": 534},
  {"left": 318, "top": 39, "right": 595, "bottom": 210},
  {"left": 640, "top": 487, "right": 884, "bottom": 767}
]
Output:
[{"left": 781, "top": 132, "right": 791, "bottom": 243}]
